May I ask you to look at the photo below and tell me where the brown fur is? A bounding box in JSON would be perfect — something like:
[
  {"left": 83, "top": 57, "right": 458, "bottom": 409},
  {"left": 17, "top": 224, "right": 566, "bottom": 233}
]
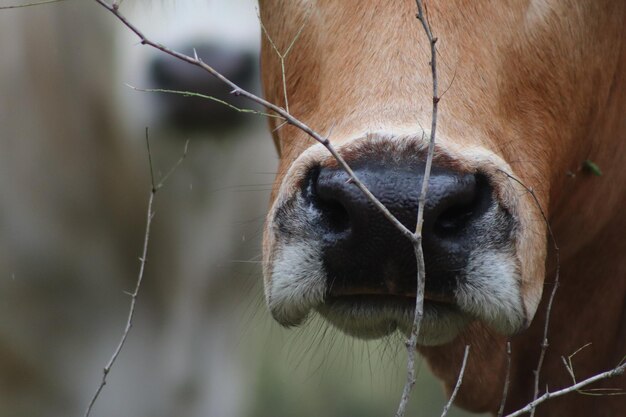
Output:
[{"left": 259, "top": 0, "right": 626, "bottom": 415}]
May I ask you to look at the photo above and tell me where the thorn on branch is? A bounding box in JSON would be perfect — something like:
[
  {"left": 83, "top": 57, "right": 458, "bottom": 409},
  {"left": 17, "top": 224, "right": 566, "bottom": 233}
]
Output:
[
  {"left": 83, "top": 123, "right": 187, "bottom": 417},
  {"left": 91, "top": 3, "right": 422, "bottom": 415},
  {"left": 89, "top": 2, "right": 626, "bottom": 416}
]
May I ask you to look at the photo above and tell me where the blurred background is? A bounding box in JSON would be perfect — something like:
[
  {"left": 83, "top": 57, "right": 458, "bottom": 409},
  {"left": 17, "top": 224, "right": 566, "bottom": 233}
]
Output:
[{"left": 0, "top": 1, "right": 484, "bottom": 416}]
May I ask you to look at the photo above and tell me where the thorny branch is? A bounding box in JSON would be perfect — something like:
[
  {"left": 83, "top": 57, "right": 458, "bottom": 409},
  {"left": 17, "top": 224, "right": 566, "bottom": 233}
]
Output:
[
  {"left": 394, "top": 1, "right": 440, "bottom": 415},
  {"left": 440, "top": 346, "right": 471, "bottom": 417},
  {"left": 497, "top": 342, "right": 513, "bottom": 417},
  {"left": 83, "top": 130, "right": 188, "bottom": 417},
  {"left": 78, "top": 1, "right": 626, "bottom": 416},
  {"left": 258, "top": 7, "right": 312, "bottom": 154},
  {"left": 93, "top": 0, "right": 414, "bottom": 240},
  {"left": 0, "top": 0, "right": 65, "bottom": 9},
  {"left": 258, "top": 6, "right": 311, "bottom": 114},
  {"left": 561, "top": 343, "right": 625, "bottom": 397},
  {"left": 504, "top": 361, "right": 626, "bottom": 417},
  {"left": 492, "top": 172, "right": 624, "bottom": 413},
  {"left": 126, "top": 84, "right": 283, "bottom": 120},
  {"left": 496, "top": 170, "right": 561, "bottom": 417},
  {"left": 93, "top": 0, "right": 434, "bottom": 415}
]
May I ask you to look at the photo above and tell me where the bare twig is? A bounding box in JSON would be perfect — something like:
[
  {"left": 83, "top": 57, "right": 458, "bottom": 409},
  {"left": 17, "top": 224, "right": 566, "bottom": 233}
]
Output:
[
  {"left": 497, "top": 342, "right": 513, "bottom": 417},
  {"left": 258, "top": 6, "right": 311, "bottom": 156},
  {"left": 440, "top": 345, "right": 471, "bottom": 417},
  {"left": 504, "top": 362, "right": 626, "bottom": 417},
  {"left": 489, "top": 172, "right": 625, "bottom": 416},
  {"left": 562, "top": 356, "right": 577, "bottom": 383},
  {"left": 577, "top": 388, "right": 626, "bottom": 397},
  {"left": 87, "top": 7, "right": 436, "bottom": 414},
  {"left": 0, "top": 0, "right": 64, "bottom": 9},
  {"left": 562, "top": 343, "right": 593, "bottom": 385},
  {"left": 529, "top": 283, "right": 559, "bottom": 416},
  {"left": 394, "top": 1, "right": 439, "bottom": 415},
  {"left": 414, "top": 0, "right": 439, "bottom": 237},
  {"left": 93, "top": 0, "right": 415, "bottom": 243},
  {"left": 12, "top": 1, "right": 622, "bottom": 416},
  {"left": 126, "top": 84, "right": 284, "bottom": 120},
  {"left": 258, "top": 7, "right": 311, "bottom": 114},
  {"left": 153, "top": 139, "right": 190, "bottom": 191},
  {"left": 560, "top": 344, "right": 625, "bottom": 397},
  {"left": 83, "top": 129, "right": 188, "bottom": 417},
  {"left": 394, "top": 241, "right": 423, "bottom": 416},
  {"left": 85, "top": 7, "right": 429, "bottom": 416},
  {"left": 496, "top": 170, "right": 561, "bottom": 417}
]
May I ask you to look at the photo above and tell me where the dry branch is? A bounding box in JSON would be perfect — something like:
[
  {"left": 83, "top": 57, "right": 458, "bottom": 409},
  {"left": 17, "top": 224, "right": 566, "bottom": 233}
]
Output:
[
  {"left": 126, "top": 84, "right": 283, "bottom": 119},
  {"left": 84, "top": 2, "right": 625, "bottom": 417},
  {"left": 92, "top": 0, "right": 414, "bottom": 243},
  {"left": 90, "top": 1, "right": 438, "bottom": 415},
  {"left": 394, "top": 1, "right": 440, "bottom": 415},
  {"left": 493, "top": 172, "right": 624, "bottom": 414},
  {"left": 258, "top": 6, "right": 311, "bottom": 114},
  {"left": 504, "top": 362, "right": 626, "bottom": 417},
  {"left": 2, "top": 1, "right": 624, "bottom": 416},
  {"left": 0, "top": 0, "right": 65, "bottom": 9},
  {"left": 441, "top": 346, "right": 471, "bottom": 417},
  {"left": 496, "top": 170, "right": 561, "bottom": 417},
  {"left": 497, "top": 342, "right": 512, "bottom": 417},
  {"left": 83, "top": 130, "right": 188, "bottom": 417},
  {"left": 560, "top": 344, "right": 625, "bottom": 397}
]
